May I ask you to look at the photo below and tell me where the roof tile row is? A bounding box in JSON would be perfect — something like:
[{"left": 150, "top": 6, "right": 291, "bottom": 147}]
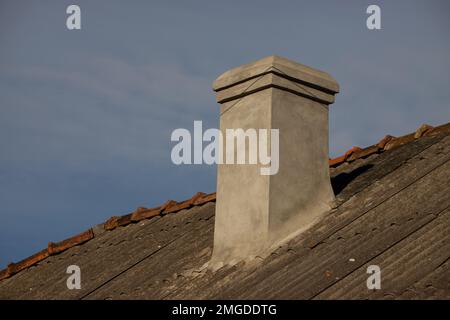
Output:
[
  {"left": 328, "top": 122, "right": 450, "bottom": 167},
  {"left": 0, "top": 191, "right": 216, "bottom": 281},
  {"left": 0, "top": 229, "right": 94, "bottom": 281}
]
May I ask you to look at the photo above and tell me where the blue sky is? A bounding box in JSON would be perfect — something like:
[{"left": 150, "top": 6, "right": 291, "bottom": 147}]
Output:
[{"left": 0, "top": 0, "right": 449, "bottom": 268}]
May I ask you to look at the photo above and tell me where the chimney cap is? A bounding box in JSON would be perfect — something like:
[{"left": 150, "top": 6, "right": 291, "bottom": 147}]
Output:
[{"left": 213, "top": 55, "right": 339, "bottom": 94}]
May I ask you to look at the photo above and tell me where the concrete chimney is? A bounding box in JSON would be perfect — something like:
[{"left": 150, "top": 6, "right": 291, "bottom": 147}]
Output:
[{"left": 211, "top": 55, "right": 339, "bottom": 265}]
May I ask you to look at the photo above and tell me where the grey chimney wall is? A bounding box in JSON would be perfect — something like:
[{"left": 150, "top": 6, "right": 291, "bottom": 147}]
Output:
[{"left": 211, "top": 56, "right": 340, "bottom": 266}]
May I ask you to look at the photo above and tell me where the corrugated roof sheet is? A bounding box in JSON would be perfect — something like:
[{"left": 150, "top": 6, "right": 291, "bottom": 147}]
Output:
[{"left": 0, "top": 122, "right": 449, "bottom": 299}]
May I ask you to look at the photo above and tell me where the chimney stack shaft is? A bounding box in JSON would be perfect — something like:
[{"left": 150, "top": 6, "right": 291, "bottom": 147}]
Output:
[{"left": 211, "top": 56, "right": 339, "bottom": 265}]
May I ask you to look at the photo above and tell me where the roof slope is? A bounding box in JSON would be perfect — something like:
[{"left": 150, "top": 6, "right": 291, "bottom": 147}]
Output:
[{"left": 0, "top": 123, "right": 449, "bottom": 299}]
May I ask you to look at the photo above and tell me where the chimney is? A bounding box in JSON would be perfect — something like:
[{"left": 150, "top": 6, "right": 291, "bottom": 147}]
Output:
[{"left": 210, "top": 56, "right": 339, "bottom": 265}]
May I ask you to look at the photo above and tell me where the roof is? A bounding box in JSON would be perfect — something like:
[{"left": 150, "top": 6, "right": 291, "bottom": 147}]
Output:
[{"left": 1, "top": 122, "right": 449, "bottom": 299}]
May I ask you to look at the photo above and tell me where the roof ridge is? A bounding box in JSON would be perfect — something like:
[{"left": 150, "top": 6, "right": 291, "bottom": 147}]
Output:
[
  {"left": 328, "top": 122, "right": 450, "bottom": 167},
  {"left": 0, "top": 191, "right": 217, "bottom": 281},
  {"left": 1, "top": 121, "right": 449, "bottom": 282}
]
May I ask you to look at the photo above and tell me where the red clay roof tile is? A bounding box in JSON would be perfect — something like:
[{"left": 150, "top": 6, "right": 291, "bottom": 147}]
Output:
[
  {"left": 104, "top": 216, "right": 121, "bottom": 231},
  {"left": 344, "top": 146, "right": 363, "bottom": 158},
  {"left": 47, "top": 229, "right": 94, "bottom": 255},
  {"left": 329, "top": 154, "right": 346, "bottom": 167},
  {"left": 329, "top": 123, "right": 449, "bottom": 168},
  {"left": 3, "top": 248, "right": 50, "bottom": 279},
  {"left": 103, "top": 214, "right": 133, "bottom": 231},
  {"left": 377, "top": 135, "right": 395, "bottom": 149},
  {"left": 160, "top": 200, "right": 179, "bottom": 214},
  {"left": 0, "top": 269, "right": 8, "bottom": 281},
  {"left": 164, "top": 192, "right": 206, "bottom": 214},
  {"left": 347, "top": 144, "right": 380, "bottom": 162},
  {"left": 384, "top": 133, "right": 415, "bottom": 151},
  {"left": 116, "top": 214, "right": 133, "bottom": 228},
  {"left": 330, "top": 146, "right": 363, "bottom": 166},
  {"left": 194, "top": 192, "right": 216, "bottom": 205},
  {"left": 131, "top": 206, "right": 162, "bottom": 222},
  {"left": 3, "top": 229, "right": 93, "bottom": 280},
  {"left": 414, "top": 124, "right": 433, "bottom": 139},
  {"left": 424, "top": 122, "right": 450, "bottom": 136}
]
